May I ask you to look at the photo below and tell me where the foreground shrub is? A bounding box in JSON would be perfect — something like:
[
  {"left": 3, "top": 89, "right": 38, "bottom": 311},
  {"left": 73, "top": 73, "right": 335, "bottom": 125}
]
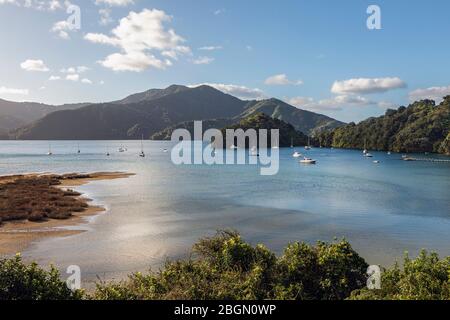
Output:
[
  {"left": 2, "top": 232, "right": 448, "bottom": 300},
  {"left": 350, "top": 250, "right": 450, "bottom": 300},
  {"left": 0, "top": 255, "right": 82, "bottom": 300},
  {"left": 92, "top": 230, "right": 368, "bottom": 300}
]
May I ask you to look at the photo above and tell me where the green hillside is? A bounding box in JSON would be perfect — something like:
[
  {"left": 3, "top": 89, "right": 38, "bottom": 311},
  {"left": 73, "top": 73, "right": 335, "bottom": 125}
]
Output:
[{"left": 317, "top": 97, "right": 450, "bottom": 154}]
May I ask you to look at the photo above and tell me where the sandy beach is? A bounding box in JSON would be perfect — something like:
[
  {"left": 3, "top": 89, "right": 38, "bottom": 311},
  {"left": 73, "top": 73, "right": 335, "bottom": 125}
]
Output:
[{"left": 0, "top": 172, "right": 134, "bottom": 256}]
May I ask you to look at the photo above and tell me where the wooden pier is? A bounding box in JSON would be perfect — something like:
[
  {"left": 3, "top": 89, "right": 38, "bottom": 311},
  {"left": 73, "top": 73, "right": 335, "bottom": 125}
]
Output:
[{"left": 403, "top": 157, "right": 450, "bottom": 163}]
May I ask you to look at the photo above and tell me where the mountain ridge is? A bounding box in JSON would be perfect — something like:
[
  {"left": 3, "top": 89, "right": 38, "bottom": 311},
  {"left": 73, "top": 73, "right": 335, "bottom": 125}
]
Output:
[{"left": 6, "top": 84, "right": 345, "bottom": 140}]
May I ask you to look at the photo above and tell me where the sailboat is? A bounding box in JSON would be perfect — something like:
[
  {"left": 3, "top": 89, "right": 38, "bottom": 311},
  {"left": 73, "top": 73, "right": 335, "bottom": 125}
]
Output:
[
  {"left": 77, "top": 143, "right": 81, "bottom": 154},
  {"left": 139, "top": 135, "right": 145, "bottom": 157},
  {"left": 304, "top": 137, "right": 311, "bottom": 150},
  {"left": 106, "top": 147, "right": 110, "bottom": 157},
  {"left": 290, "top": 137, "right": 294, "bottom": 148},
  {"left": 47, "top": 143, "right": 53, "bottom": 156},
  {"left": 250, "top": 146, "right": 259, "bottom": 157},
  {"left": 363, "top": 139, "right": 368, "bottom": 155},
  {"left": 119, "top": 145, "right": 126, "bottom": 153}
]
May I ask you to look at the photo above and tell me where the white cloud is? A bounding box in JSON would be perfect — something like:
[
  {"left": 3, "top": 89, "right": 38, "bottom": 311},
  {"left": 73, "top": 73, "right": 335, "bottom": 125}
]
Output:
[
  {"left": 377, "top": 101, "right": 397, "bottom": 109},
  {"left": 192, "top": 56, "right": 214, "bottom": 65},
  {"left": 331, "top": 77, "right": 406, "bottom": 95},
  {"left": 60, "top": 66, "right": 89, "bottom": 73},
  {"left": 51, "top": 20, "right": 75, "bottom": 39},
  {"left": 95, "top": 0, "right": 133, "bottom": 6},
  {"left": 49, "top": 75, "right": 61, "bottom": 80},
  {"left": 20, "top": 59, "right": 49, "bottom": 72},
  {"left": 66, "top": 74, "right": 80, "bottom": 81},
  {"left": 0, "top": 0, "right": 64, "bottom": 11},
  {"left": 214, "top": 9, "right": 225, "bottom": 15},
  {"left": 190, "top": 83, "right": 266, "bottom": 100},
  {"left": 198, "top": 46, "right": 222, "bottom": 51},
  {"left": 99, "top": 8, "right": 113, "bottom": 25},
  {"left": 409, "top": 85, "right": 450, "bottom": 103},
  {"left": 288, "top": 95, "right": 377, "bottom": 112},
  {"left": 81, "top": 78, "right": 93, "bottom": 84},
  {"left": 265, "top": 74, "right": 303, "bottom": 86},
  {"left": 0, "top": 86, "right": 29, "bottom": 95},
  {"left": 85, "top": 9, "right": 190, "bottom": 72}
]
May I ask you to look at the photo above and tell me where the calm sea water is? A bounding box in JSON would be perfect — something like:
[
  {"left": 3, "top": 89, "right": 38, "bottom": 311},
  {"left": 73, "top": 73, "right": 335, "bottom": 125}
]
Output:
[{"left": 1, "top": 141, "right": 449, "bottom": 283}]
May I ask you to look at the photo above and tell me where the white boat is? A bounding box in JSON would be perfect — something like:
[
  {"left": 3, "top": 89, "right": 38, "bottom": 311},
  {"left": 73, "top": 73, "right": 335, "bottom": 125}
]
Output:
[
  {"left": 292, "top": 151, "right": 302, "bottom": 158},
  {"left": 305, "top": 137, "right": 312, "bottom": 150},
  {"left": 47, "top": 143, "right": 53, "bottom": 156},
  {"left": 119, "top": 146, "right": 126, "bottom": 153},
  {"left": 387, "top": 151, "right": 391, "bottom": 155},
  {"left": 230, "top": 144, "right": 238, "bottom": 150},
  {"left": 272, "top": 146, "right": 279, "bottom": 149},
  {"left": 140, "top": 135, "right": 146, "bottom": 157},
  {"left": 364, "top": 153, "right": 374, "bottom": 158},
  {"left": 373, "top": 160, "right": 380, "bottom": 164},
  {"left": 162, "top": 148, "right": 168, "bottom": 153},
  {"left": 300, "top": 157, "right": 316, "bottom": 164},
  {"left": 250, "top": 146, "right": 259, "bottom": 157},
  {"left": 290, "top": 137, "right": 294, "bottom": 148}
]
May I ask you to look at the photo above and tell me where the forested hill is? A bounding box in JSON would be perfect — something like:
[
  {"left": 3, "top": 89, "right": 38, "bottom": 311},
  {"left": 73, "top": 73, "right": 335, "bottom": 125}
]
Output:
[{"left": 316, "top": 96, "right": 450, "bottom": 155}]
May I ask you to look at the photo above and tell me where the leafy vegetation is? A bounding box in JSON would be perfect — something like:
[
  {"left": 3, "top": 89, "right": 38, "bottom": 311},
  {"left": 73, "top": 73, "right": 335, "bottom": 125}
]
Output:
[
  {"left": 1, "top": 231, "right": 449, "bottom": 300},
  {"left": 93, "top": 230, "right": 367, "bottom": 300},
  {"left": 0, "top": 254, "right": 82, "bottom": 300},
  {"left": 350, "top": 251, "right": 450, "bottom": 300},
  {"left": 316, "top": 97, "right": 450, "bottom": 154}
]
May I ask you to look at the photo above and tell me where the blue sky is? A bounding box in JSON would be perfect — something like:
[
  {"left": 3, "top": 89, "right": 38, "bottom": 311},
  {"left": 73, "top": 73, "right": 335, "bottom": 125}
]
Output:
[{"left": 0, "top": 0, "right": 449, "bottom": 122}]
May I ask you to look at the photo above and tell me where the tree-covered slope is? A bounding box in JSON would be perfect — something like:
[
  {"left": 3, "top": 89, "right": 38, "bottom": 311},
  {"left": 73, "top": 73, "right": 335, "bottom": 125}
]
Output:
[
  {"left": 220, "top": 112, "right": 309, "bottom": 148},
  {"left": 317, "top": 97, "right": 450, "bottom": 154},
  {"left": 241, "top": 98, "right": 344, "bottom": 135}
]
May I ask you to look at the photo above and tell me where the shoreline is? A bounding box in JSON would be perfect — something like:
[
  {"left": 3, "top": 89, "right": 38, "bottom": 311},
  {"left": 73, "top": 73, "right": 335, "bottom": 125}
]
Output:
[{"left": 0, "top": 172, "right": 134, "bottom": 256}]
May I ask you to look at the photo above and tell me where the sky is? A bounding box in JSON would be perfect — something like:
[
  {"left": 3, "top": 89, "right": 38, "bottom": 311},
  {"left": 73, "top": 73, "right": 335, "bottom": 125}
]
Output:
[{"left": 0, "top": 0, "right": 449, "bottom": 123}]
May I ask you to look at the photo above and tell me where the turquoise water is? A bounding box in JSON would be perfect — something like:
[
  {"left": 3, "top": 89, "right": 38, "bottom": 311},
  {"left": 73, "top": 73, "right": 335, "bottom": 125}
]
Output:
[{"left": 1, "top": 141, "right": 449, "bottom": 283}]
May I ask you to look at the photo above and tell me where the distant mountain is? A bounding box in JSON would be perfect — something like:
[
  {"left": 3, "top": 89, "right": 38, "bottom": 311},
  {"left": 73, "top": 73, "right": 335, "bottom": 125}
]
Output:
[
  {"left": 316, "top": 96, "right": 450, "bottom": 154},
  {"left": 150, "top": 97, "right": 344, "bottom": 141},
  {"left": 241, "top": 98, "right": 344, "bottom": 135},
  {"left": 11, "top": 85, "right": 345, "bottom": 140},
  {"left": 0, "top": 99, "right": 90, "bottom": 132},
  {"left": 115, "top": 85, "right": 190, "bottom": 104}
]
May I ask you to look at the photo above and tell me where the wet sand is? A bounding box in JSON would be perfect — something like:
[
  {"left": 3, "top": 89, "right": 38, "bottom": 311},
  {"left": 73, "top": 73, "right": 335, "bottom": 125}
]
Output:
[{"left": 0, "top": 172, "right": 134, "bottom": 256}]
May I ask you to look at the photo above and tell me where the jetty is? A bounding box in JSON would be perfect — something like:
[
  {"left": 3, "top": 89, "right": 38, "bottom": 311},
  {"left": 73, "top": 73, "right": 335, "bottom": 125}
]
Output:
[{"left": 403, "top": 157, "right": 450, "bottom": 163}]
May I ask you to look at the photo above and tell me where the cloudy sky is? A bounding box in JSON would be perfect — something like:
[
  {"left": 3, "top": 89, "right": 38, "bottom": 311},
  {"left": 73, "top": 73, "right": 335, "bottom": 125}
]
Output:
[{"left": 0, "top": 0, "right": 449, "bottom": 122}]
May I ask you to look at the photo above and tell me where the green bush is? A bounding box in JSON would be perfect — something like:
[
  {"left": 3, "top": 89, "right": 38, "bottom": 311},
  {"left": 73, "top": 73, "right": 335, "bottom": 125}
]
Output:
[
  {"left": 0, "top": 254, "right": 82, "bottom": 300},
  {"left": 350, "top": 250, "right": 450, "bottom": 300},
  {"left": 1, "top": 233, "right": 449, "bottom": 300},
  {"left": 92, "top": 231, "right": 368, "bottom": 300}
]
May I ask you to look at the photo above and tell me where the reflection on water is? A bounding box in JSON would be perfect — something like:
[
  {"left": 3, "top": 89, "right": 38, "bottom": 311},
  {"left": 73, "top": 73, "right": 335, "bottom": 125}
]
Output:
[{"left": 0, "top": 140, "right": 449, "bottom": 283}]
